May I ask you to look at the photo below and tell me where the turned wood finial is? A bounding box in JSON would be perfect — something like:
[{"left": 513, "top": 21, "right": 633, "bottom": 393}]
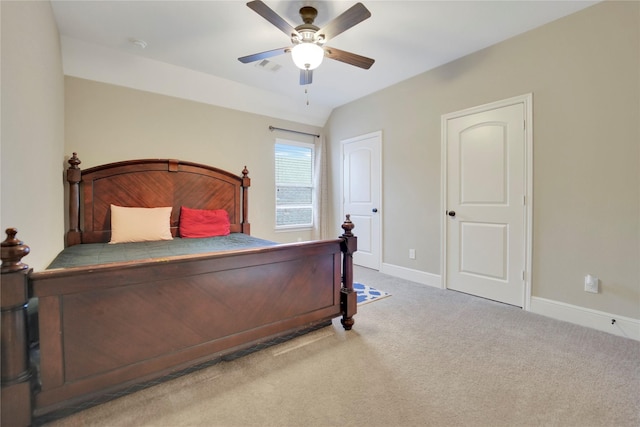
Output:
[
  {"left": 341, "top": 214, "right": 354, "bottom": 237},
  {"left": 1, "top": 228, "right": 30, "bottom": 273},
  {"left": 242, "top": 166, "right": 249, "bottom": 178},
  {"left": 68, "top": 152, "right": 81, "bottom": 169}
]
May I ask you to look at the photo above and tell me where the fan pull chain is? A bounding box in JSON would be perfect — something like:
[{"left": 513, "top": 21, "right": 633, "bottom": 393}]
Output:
[{"left": 305, "top": 88, "right": 309, "bottom": 106}]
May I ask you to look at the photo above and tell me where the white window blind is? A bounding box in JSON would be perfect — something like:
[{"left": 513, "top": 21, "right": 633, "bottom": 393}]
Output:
[{"left": 275, "top": 141, "right": 314, "bottom": 229}]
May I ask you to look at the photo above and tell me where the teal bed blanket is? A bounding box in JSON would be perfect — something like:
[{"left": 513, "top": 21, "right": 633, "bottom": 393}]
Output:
[{"left": 47, "top": 233, "right": 277, "bottom": 269}]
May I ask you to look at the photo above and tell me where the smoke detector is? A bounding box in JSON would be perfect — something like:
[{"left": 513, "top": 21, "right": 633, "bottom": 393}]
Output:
[{"left": 129, "top": 38, "right": 148, "bottom": 49}]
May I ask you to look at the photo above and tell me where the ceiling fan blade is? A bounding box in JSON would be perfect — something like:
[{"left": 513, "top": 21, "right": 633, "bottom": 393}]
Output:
[
  {"left": 247, "top": 0, "right": 299, "bottom": 38},
  {"left": 324, "top": 47, "right": 375, "bottom": 69},
  {"left": 300, "top": 69, "right": 313, "bottom": 85},
  {"left": 238, "top": 47, "right": 290, "bottom": 64},
  {"left": 318, "top": 3, "right": 371, "bottom": 41}
]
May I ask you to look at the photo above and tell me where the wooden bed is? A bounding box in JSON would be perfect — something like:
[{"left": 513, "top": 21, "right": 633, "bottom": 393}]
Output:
[{"left": 0, "top": 153, "right": 357, "bottom": 426}]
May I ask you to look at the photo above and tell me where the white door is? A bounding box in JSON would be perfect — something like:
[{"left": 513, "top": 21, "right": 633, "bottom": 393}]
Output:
[
  {"left": 443, "top": 98, "right": 530, "bottom": 307},
  {"left": 343, "top": 131, "right": 382, "bottom": 270}
]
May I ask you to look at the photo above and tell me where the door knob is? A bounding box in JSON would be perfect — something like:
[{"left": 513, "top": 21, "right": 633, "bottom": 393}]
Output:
[
  {"left": 447, "top": 210, "right": 456, "bottom": 217},
  {"left": 372, "top": 208, "right": 378, "bottom": 213}
]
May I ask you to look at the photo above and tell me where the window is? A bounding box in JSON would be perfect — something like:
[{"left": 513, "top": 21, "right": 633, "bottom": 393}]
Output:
[{"left": 275, "top": 140, "right": 314, "bottom": 229}]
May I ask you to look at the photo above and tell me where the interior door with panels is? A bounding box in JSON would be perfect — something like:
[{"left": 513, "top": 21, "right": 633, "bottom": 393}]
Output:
[{"left": 444, "top": 98, "right": 530, "bottom": 307}]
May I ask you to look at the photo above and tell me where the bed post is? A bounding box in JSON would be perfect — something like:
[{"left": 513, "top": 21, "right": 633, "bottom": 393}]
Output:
[
  {"left": 340, "top": 215, "right": 357, "bottom": 330},
  {"left": 241, "top": 166, "right": 251, "bottom": 235},
  {"left": 66, "top": 152, "right": 82, "bottom": 246},
  {"left": 1, "top": 228, "right": 33, "bottom": 426}
]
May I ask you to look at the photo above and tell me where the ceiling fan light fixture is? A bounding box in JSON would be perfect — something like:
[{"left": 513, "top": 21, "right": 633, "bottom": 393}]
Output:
[{"left": 291, "top": 43, "right": 324, "bottom": 70}]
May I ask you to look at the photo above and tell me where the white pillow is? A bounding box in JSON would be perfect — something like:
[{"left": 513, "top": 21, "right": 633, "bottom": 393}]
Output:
[{"left": 109, "top": 205, "right": 173, "bottom": 244}]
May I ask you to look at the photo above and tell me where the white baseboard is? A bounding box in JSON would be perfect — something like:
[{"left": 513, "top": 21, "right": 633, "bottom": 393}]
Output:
[
  {"left": 376, "top": 264, "right": 639, "bottom": 341},
  {"left": 530, "top": 297, "right": 640, "bottom": 341},
  {"left": 380, "top": 263, "right": 441, "bottom": 288}
]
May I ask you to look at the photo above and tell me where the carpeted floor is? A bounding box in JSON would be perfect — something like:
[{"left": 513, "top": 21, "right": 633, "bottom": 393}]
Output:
[{"left": 44, "top": 266, "right": 640, "bottom": 427}]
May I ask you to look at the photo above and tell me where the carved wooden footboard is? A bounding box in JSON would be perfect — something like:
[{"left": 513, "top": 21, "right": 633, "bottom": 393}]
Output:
[{"left": 1, "top": 222, "right": 357, "bottom": 425}]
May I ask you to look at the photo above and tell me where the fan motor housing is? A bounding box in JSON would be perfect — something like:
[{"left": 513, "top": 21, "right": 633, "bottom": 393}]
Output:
[{"left": 299, "top": 6, "right": 318, "bottom": 24}]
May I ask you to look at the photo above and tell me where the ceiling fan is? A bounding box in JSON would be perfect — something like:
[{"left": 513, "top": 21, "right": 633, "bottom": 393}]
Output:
[{"left": 238, "top": 1, "right": 375, "bottom": 85}]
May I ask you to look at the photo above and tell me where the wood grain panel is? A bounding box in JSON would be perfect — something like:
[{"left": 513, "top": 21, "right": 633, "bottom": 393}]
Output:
[
  {"left": 79, "top": 159, "right": 245, "bottom": 243},
  {"left": 60, "top": 253, "right": 335, "bottom": 381}
]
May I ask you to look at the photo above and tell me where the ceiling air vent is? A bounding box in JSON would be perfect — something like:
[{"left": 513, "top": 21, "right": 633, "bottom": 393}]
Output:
[{"left": 255, "top": 59, "right": 282, "bottom": 72}]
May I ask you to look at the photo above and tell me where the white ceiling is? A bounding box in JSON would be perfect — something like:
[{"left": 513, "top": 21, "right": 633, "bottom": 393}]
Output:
[{"left": 51, "top": 0, "right": 599, "bottom": 126}]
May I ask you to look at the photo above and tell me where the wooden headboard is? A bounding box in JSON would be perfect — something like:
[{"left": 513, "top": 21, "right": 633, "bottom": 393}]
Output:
[{"left": 65, "top": 153, "right": 250, "bottom": 246}]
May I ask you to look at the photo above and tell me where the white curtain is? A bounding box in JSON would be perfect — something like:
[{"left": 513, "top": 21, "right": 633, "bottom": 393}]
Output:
[{"left": 312, "top": 134, "right": 328, "bottom": 240}]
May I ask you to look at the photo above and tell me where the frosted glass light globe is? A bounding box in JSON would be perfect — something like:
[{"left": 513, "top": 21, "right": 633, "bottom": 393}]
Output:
[{"left": 291, "top": 43, "right": 324, "bottom": 70}]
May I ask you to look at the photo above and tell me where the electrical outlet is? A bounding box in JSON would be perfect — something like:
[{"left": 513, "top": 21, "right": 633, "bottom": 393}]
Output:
[
  {"left": 409, "top": 249, "right": 416, "bottom": 259},
  {"left": 584, "top": 275, "right": 599, "bottom": 293}
]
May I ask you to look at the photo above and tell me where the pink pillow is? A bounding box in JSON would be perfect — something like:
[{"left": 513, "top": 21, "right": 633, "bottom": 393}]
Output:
[{"left": 179, "top": 206, "right": 230, "bottom": 238}]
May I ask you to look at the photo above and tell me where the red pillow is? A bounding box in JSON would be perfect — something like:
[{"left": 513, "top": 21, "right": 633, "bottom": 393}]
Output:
[{"left": 179, "top": 206, "right": 230, "bottom": 238}]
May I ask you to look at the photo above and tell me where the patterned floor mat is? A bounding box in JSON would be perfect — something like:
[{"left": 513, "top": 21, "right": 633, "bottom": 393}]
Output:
[{"left": 354, "top": 283, "right": 391, "bottom": 305}]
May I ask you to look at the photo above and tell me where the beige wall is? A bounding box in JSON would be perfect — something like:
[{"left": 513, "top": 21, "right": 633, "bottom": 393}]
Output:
[
  {"left": 64, "top": 77, "right": 322, "bottom": 244},
  {"left": 1, "top": 1, "right": 65, "bottom": 271},
  {"left": 325, "top": 0, "right": 639, "bottom": 319}
]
